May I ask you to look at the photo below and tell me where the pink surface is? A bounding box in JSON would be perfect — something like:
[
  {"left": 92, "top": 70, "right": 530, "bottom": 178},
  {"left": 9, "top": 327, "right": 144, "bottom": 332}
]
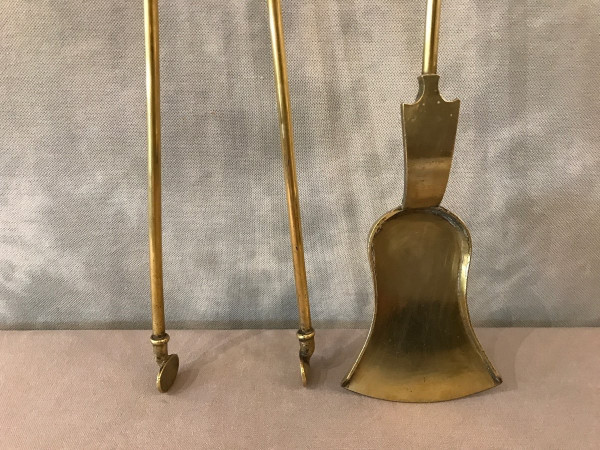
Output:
[{"left": 0, "top": 329, "right": 598, "bottom": 448}]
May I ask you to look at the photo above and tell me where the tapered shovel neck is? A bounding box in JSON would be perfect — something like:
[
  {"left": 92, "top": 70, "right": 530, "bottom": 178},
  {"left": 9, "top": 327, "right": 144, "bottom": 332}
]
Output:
[{"left": 401, "top": 75, "right": 460, "bottom": 209}]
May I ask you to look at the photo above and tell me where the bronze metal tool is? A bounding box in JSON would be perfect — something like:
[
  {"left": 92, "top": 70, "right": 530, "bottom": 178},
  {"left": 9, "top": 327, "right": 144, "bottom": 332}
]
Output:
[
  {"left": 144, "top": 0, "right": 179, "bottom": 393},
  {"left": 267, "top": 0, "right": 315, "bottom": 386},
  {"left": 342, "top": 0, "right": 501, "bottom": 402}
]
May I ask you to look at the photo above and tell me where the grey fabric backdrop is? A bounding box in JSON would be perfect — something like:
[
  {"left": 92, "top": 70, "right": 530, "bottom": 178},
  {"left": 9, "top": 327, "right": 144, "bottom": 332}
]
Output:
[{"left": 1, "top": 1, "right": 599, "bottom": 329}]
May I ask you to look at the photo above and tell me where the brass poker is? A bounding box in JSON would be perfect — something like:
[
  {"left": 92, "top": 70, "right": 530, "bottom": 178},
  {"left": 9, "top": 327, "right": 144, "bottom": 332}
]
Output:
[
  {"left": 144, "top": 0, "right": 179, "bottom": 393},
  {"left": 267, "top": 0, "right": 315, "bottom": 386}
]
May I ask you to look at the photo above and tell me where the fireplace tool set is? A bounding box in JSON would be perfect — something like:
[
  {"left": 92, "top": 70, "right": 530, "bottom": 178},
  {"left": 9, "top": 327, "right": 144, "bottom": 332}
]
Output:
[{"left": 143, "top": 0, "right": 501, "bottom": 401}]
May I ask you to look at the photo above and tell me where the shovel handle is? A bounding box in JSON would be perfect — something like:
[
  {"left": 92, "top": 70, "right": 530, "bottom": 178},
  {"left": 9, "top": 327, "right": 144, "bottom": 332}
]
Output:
[{"left": 422, "top": 0, "right": 442, "bottom": 75}]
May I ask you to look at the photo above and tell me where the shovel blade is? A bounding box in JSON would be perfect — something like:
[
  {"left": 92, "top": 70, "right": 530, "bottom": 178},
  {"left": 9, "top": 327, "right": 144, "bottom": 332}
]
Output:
[{"left": 342, "top": 207, "right": 501, "bottom": 402}]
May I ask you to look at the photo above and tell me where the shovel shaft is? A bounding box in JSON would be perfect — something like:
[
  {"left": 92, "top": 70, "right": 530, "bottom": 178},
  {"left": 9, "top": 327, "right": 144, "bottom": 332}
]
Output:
[
  {"left": 144, "top": 0, "right": 166, "bottom": 342},
  {"left": 422, "top": 0, "right": 442, "bottom": 75},
  {"left": 267, "top": 0, "right": 312, "bottom": 334}
]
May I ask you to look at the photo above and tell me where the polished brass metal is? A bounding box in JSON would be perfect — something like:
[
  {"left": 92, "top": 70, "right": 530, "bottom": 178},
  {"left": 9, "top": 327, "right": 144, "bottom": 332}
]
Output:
[
  {"left": 267, "top": 0, "right": 315, "bottom": 386},
  {"left": 342, "top": 0, "right": 501, "bottom": 402},
  {"left": 144, "top": 0, "right": 178, "bottom": 393},
  {"left": 422, "top": 0, "right": 441, "bottom": 75}
]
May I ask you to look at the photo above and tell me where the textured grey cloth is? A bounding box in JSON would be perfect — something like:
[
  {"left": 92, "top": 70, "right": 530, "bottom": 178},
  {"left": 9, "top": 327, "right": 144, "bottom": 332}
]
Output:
[{"left": 1, "top": 1, "right": 599, "bottom": 329}]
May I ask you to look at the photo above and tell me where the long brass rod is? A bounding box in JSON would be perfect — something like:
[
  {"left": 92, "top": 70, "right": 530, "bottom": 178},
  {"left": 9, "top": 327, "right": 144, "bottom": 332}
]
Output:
[
  {"left": 144, "top": 0, "right": 165, "bottom": 339},
  {"left": 144, "top": 0, "right": 178, "bottom": 393},
  {"left": 422, "top": 0, "right": 442, "bottom": 75},
  {"left": 267, "top": 0, "right": 312, "bottom": 334}
]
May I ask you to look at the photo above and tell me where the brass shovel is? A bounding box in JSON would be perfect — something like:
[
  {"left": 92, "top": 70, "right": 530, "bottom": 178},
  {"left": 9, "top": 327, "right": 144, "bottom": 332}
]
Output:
[{"left": 342, "top": 0, "right": 501, "bottom": 402}]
